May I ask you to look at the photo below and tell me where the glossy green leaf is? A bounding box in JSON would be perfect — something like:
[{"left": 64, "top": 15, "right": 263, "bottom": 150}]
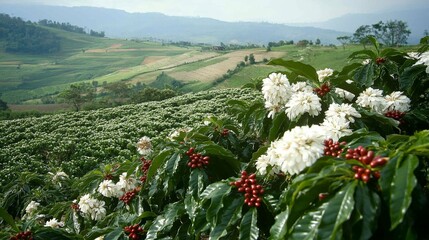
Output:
[
  {"left": 289, "top": 202, "right": 329, "bottom": 240},
  {"left": 188, "top": 168, "right": 207, "bottom": 198},
  {"left": 239, "top": 208, "right": 259, "bottom": 240},
  {"left": 268, "top": 59, "right": 318, "bottom": 83},
  {"left": 317, "top": 181, "right": 357, "bottom": 239},
  {"left": 379, "top": 154, "right": 400, "bottom": 200},
  {"left": 269, "top": 111, "right": 288, "bottom": 141},
  {"left": 0, "top": 208, "right": 18, "bottom": 232},
  {"left": 399, "top": 65, "right": 427, "bottom": 98},
  {"left": 353, "top": 63, "right": 375, "bottom": 87},
  {"left": 209, "top": 196, "right": 243, "bottom": 240},
  {"left": 206, "top": 185, "right": 232, "bottom": 225},
  {"left": 146, "top": 202, "right": 185, "bottom": 240},
  {"left": 354, "top": 183, "right": 381, "bottom": 240},
  {"left": 348, "top": 50, "right": 377, "bottom": 60},
  {"left": 389, "top": 154, "right": 419, "bottom": 230},
  {"left": 269, "top": 209, "right": 289, "bottom": 240},
  {"left": 34, "top": 228, "right": 79, "bottom": 240},
  {"left": 146, "top": 149, "right": 174, "bottom": 183}
]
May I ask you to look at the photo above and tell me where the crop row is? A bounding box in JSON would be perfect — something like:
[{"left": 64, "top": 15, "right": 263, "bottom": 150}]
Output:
[{"left": 0, "top": 88, "right": 261, "bottom": 186}]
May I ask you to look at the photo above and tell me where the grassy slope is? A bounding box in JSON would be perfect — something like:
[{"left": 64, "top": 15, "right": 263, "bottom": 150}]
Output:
[{"left": 0, "top": 28, "right": 193, "bottom": 103}]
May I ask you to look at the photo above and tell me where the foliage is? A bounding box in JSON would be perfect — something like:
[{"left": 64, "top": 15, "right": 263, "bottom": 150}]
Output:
[
  {"left": 0, "top": 14, "right": 60, "bottom": 54},
  {"left": 1, "top": 38, "right": 428, "bottom": 240},
  {"left": 57, "top": 83, "right": 95, "bottom": 111},
  {"left": 352, "top": 20, "right": 411, "bottom": 47}
]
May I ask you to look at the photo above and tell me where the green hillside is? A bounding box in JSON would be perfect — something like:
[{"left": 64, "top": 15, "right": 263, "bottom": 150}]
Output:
[{"left": 0, "top": 88, "right": 260, "bottom": 185}]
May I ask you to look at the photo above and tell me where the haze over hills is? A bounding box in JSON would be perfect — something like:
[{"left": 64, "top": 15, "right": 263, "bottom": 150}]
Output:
[{"left": 0, "top": 4, "right": 348, "bottom": 45}]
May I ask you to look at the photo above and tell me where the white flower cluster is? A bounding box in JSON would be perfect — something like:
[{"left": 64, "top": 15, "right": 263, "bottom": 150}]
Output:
[
  {"left": 256, "top": 125, "right": 325, "bottom": 175},
  {"left": 24, "top": 201, "right": 40, "bottom": 218},
  {"left": 262, "top": 73, "right": 322, "bottom": 120},
  {"left": 317, "top": 68, "right": 334, "bottom": 82},
  {"left": 413, "top": 51, "right": 429, "bottom": 73},
  {"left": 44, "top": 218, "right": 64, "bottom": 228},
  {"left": 78, "top": 194, "right": 107, "bottom": 221},
  {"left": 97, "top": 172, "right": 138, "bottom": 198},
  {"left": 136, "top": 136, "right": 152, "bottom": 156},
  {"left": 335, "top": 88, "right": 355, "bottom": 101},
  {"left": 322, "top": 103, "right": 361, "bottom": 141},
  {"left": 356, "top": 88, "right": 411, "bottom": 114}
]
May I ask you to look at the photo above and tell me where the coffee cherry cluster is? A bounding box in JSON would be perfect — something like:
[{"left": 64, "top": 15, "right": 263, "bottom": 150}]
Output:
[
  {"left": 140, "top": 157, "right": 152, "bottom": 183},
  {"left": 70, "top": 202, "right": 79, "bottom": 211},
  {"left": 385, "top": 110, "right": 406, "bottom": 124},
  {"left": 323, "top": 139, "right": 346, "bottom": 157},
  {"left": 318, "top": 193, "right": 328, "bottom": 201},
  {"left": 314, "top": 83, "right": 330, "bottom": 97},
  {"left": 230, "top": 171, "right": 264, "bottom": 208},
  {"left": 120, "top": 188, "right": 139, "bottom": 205},
  {"left": 185, "top": 147, "right": 210, "bottom": 169},
  {"left": 221, "top": 128, "right": 229, "bottom": 137},
  {"left": 376, "top": 57, "right": 386, "bottom": 65},
  {"left": 124, "top": 224, "right": 145, "bottom": 240},
  {"left": 104, "top": 173, "right": 113, "bottom": 180},
  {"left": 10, "top": 231, "right": 33, "bottom": 240},
  {"left": 345, "top": 146, "right": 387, "bottom": 183}
]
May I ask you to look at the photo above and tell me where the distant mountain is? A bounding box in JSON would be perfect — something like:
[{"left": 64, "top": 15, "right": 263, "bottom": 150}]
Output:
[
  {"left": 0, "top": 4, "right": 347, "bottom": 45},
  {"left": 292, "top": 8, "right": 429, "bottom": 44}
]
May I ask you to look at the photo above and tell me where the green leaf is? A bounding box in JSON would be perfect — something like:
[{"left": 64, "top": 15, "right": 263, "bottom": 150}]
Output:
[
  {"left": 146, "top": 202, "right": 185, "bottom": 240},
  {"left": 353, "top": 63, "right": 375, "bottom": 87},
  {"left": 289, "top": 202, "right": 328, "bottom": 240},
  {"left": 354, "top": 183, "right": 381, "bottom": 240},
  {"left": 0, "top": 208, "right": 19, "bottom": 232},
  {"left": 146, "top": 149, "right": 174, "bottom": 183},
  {"left": 206, "top": 185, "right": 232, "bottom": 225},
  {"left": 348, "top": 50, "right": 377, "bottom": 60},
  {"left": 188, "top": 168, "right": 207, "bottom": 198},
  {"left": 269, "top": 209, "right": 289, "bottom": 240},
  {"left": 317, "top": 181, "right": 357, "bottom": 240},
  {"left": 269, "top": 111, "right": 288, "bottom": 141},
  {"left": 379, "top": 154, "right": 400, "bottom": 200},
  {"left": 103, "top": 227, "right": 124, "bottom": 240},
  {"left": 34, "top": 228, "right": 79, "bottom": 240},
  {"left": 209, "top": 196, "right": 243, "bottom": 240},
  {"left": 389, "top": 154, "right": 419, "bottom": 230},
  {"left": 85, "top": 227, "right": 116, "bottom": 240},
  {"left": 268, "top": 59, "right": 318, "bottom": 83},
  {"left": 239, "top": 208, "right": 259, "bottom": 240}
]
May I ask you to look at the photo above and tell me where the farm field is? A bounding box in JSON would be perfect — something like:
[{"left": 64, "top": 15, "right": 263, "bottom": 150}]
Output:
[{"left": 1, "top": 24, "right": 399, "bottom": 108}]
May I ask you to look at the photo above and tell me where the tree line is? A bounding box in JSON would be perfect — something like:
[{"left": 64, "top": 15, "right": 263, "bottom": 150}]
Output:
[
  {"left": 337, "top": 20, "right": 413, "bottom": 48},
  {"left": 38, "top": 19, "right": 105, "bottom": 37},
  {"left": 0, "top": 14, "right": 60, "bottom": 54}
]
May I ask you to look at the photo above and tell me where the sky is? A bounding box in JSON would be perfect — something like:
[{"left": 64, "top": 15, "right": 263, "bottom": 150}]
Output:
[{"left": 1, "top": 0, "right": 428, "bottom": 23}]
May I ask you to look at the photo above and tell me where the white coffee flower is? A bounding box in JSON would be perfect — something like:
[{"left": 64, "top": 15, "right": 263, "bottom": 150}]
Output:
[
  {"left": 78, "top": 194, "right": 107, "bottom": 221},
  {"left": 414, "top": 51, "right": 429, "bottom": 73},
  {"left": 136, "top": 136, "right": 152, "bottom": 156},
  {"left": 95, "top": 236, "right": 105, "bottom": 240},
  {"left": 265, "top": 125, "right": 325, "bottom": 175},
  {"left": 362, "top": 59, "right": 371, "bottom": 65},
  {"left": 116, "top": 172, "right": 137, "bottom": 192},
  {"left": 291, "top": 82, "right": 313, "bottom": 93},
  {"left": 356, "top": 87, "right": 386, "bottom": 113},
  {"left": 325, "top": 103, "right": 361, "bottom": 123},
  {"left": 317, "top": 68, "right": 334, "bottom": 82},
  {"left": 25, "top": 201, "right": 40, "bottom": 215},
  {"left": 98, "top": 180, "right": 122, "bottom": 198},
  {"left": 45, "top": 218, "right": 64, "bottom": 228},
  {"left": 321, "top": 117, "right": 353, "bottom": 141},
  {"left": 255, "top": 154, "right": 280, "bottom": 175},
  {"left": 285, "top": 91, "right": 322, "bottom": 121},
  {"left": 384, "top": 91, "right": 411, "bottom": 112},
  {"left": 335, "top": 88, "right": 355, "bottom": 101},
  {"left": 262, "top": 73, "right": 292, "bottom": 118}
]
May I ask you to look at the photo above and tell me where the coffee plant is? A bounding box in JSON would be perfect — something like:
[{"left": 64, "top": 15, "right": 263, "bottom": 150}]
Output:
[{"left": 1, "top": 37, "right": 429, "bottom": 239}]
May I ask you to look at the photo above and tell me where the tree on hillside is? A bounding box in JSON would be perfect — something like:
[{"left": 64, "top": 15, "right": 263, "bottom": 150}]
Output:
[
  {"left": 296, "top": 40, "right": 309, "bottom": 47},
  {"left": 0, "top": 94, "right": 8, "bottom": 111},
  {"left": 353, "top": 25, "right": 372, "bottom": 49},
  {"left": 104, "top": 82, "right": 130, "bottom": 99},
  {"left": 244, "top": 55, "right": 249, "bottom": 63},
  {"left": 315, "top": 38, "right": 321, "bottom": 46},
  {"left": 337, "top": 36, "right": 351, "bottom": 50},
  {"left": 249, "top": 54, "right": 256, "bottom": 64},
  {"left": 58, "top": 83, "right": 94, "bottom": 111}
]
